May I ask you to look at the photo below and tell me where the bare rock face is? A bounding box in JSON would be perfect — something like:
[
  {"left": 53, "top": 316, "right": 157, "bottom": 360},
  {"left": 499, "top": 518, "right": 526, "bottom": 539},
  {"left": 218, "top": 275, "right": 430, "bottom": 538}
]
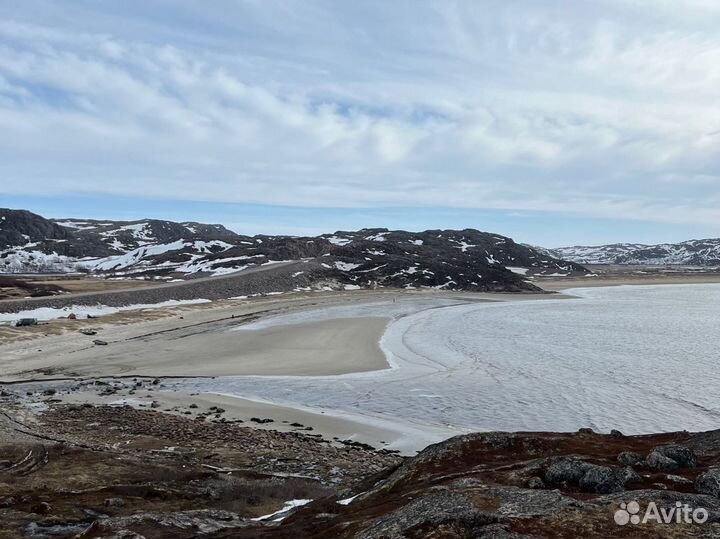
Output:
[{"left": 354, "top": 491, "right": 498, "bottom": 539}]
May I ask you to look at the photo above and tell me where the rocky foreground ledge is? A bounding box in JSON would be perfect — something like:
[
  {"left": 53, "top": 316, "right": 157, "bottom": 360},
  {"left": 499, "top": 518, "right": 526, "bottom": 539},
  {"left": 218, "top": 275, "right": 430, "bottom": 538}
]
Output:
[
  {"left": 217, "top": 428, "right": 720, "bottom": 539},
  {"left": 3, "top": 400, "right": 720, "bottom": 538}
]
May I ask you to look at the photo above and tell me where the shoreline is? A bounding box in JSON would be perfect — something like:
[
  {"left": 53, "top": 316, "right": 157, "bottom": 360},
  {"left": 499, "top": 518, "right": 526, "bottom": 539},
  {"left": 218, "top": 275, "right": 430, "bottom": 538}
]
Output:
[
  {"left": 4, "top": 280, "right": 720, "bottom": 455},
  {"left": 0, "top": 290, "right": 530, "bottom": 453},
  {"left": 54, "top": 388, "right": 460, "bottom": 455},
  {"left": 536, "top": 272, "right": 720, "bottom": 291}
]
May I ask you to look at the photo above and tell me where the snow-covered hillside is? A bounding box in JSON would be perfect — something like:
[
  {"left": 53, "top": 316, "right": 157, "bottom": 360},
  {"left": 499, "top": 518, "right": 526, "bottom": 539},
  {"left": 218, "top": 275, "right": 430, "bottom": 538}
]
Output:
[
  {"left": 0, "top": 209, "right": 587, "bottom": 292},
  {"left": 549, "top": 239, "right": 720, "bottom": 266}
]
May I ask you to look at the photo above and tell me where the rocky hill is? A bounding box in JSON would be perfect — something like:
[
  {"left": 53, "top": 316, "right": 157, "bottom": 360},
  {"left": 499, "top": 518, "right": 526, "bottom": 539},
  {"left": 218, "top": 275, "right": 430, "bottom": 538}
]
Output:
[
  {"left": 6, "top": 396, "right": 720, "bottom": 539},
  {"left": 548, "top": 239, "right": 720, "bottom": 266},
  {"left": 0, "top": 208, "right": 587, "bottom": 293},
  {"left": 224, "top": 428, "right": 720, "bottom": 539}
]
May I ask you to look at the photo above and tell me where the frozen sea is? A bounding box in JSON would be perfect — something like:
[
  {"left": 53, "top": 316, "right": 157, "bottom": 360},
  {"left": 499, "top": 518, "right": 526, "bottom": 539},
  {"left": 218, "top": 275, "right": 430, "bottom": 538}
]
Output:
[{"left": 172, "top": 284, "right": 720, "bottom": 449}]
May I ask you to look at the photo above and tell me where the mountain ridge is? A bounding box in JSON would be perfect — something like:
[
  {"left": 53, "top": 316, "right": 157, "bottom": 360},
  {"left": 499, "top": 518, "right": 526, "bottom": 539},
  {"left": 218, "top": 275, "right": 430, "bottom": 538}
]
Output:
[
  {"left": 0, "top": 208, "right": 587, "bottom": 294},
  {"left": 549, "top": 238, "right": 720, "bottom": 266}
]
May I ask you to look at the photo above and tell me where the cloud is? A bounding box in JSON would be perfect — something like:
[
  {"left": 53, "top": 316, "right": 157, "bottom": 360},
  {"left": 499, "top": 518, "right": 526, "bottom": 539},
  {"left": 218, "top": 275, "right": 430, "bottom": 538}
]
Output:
[{"left": 0, "top": 1, "right": 718, "bottom": 228}]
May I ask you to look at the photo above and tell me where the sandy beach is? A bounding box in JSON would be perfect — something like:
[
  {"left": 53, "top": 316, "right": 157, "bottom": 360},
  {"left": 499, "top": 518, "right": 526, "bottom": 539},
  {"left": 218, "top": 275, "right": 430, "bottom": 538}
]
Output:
[
  {"left": 0, "top": 289, "right": 535, "bottom": 452},
  {"left": 0, "top": 315, "right": 390, "bottom": 380},
  {"left": 4, "top": 277, "right": 720, "bottom": 453},
  {"left": 0, "top": 289, "right": 556, "bottom": 382}
]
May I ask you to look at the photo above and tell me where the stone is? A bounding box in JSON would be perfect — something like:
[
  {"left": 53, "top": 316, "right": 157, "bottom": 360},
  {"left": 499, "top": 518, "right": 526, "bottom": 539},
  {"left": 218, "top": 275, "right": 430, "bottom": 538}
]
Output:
[
  {"left": 578, "top": 465, "right": 625, "bottom": 494},
  {"left": 527, "top": 477, "right": 545, "bottom": 489},
  {"left": 32, "top": 501, "right": 52, "bottom": 514},
  {"left": 617, "top": 451, "right": 644, "bottom": 466},
  {"left": 696, "top": 467, "right": 720, "bottom": 497},
  {"left": 621, "top": 467, "right": 642, "bottom": 485},
  {"left": 544, "top": 457, "right": 590, "bottom": 486},
  {"left": 651, "top": 445, "right": 697, "bottom": 468},
  {"left": 646, "top": 450, "right": 679, "bottom": 472}
]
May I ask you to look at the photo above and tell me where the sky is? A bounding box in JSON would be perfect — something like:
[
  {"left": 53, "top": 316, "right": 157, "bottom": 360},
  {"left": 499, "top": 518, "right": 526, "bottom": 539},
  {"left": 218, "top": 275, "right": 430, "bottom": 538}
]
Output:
[{"left": 1, "top": 1, "right": 719, "bottom": 247}]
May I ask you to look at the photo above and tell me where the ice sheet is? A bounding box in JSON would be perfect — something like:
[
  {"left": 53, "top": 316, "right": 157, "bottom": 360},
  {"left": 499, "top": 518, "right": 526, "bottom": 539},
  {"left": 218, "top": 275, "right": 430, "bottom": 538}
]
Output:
[{"left": 172, "top": 284, "right": 720, "bottom": 450}]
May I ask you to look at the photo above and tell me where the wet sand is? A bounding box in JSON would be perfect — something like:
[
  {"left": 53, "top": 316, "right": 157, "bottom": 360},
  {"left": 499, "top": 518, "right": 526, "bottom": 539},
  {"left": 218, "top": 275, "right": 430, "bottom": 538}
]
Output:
[
  {"left": 0, "top": 289, "right": 559, "bottom": 382},
  {"left": 0, "top": 316, "right": 390, "bottom": 381}
]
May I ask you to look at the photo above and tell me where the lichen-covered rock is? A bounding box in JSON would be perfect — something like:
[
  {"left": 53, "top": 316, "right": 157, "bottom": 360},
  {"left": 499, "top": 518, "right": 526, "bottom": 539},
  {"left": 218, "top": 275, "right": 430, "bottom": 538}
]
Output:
[
  {"left": 355, "top": 491, "right": 497, "bottom": 539},
  {"left": 696, "top": 468, "right": 720, "bottom": 497},
  {"left": 652, "top": 444, "right": 698, "bottom": 468},
  {"left": 646, "top": 450, "right": 679, "bottom": 472},
  {"left": 621, "top": 466, "right": 642, "bottom": 485},
  {"left": 617, "top": 451, "right": 644, "bottom": 466},
  {"left": 544, "top": 457, "right": 591, "bottom": 486},
  {"left": 578, "top": 465, "right": 625, "bottom": 494}
]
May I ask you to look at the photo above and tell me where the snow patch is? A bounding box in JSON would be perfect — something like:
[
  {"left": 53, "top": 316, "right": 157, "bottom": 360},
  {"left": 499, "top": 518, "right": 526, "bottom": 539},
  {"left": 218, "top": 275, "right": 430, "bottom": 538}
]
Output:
[
  {"left": 335, "top": 261, "right": 361, "bottom": 271},
  {"left": 0, "top": 299, "right": 211, "bottom": 323},
  {"left": 327, "top": 236, "right": 352, "bottom": 246},
  {"left": 252, "top": 499, "right": 312, "bottom": 522}
]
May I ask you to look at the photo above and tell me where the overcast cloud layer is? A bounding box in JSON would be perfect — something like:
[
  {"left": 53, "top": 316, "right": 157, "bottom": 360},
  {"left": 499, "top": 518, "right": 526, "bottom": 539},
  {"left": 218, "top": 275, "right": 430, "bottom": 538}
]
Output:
[{"left": 1, "top": 0, "right": 719, "bottom": 231}]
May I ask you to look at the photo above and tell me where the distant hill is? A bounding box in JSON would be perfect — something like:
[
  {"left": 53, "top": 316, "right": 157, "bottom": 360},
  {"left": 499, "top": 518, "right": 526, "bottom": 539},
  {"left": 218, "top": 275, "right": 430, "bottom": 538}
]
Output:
[
  {"left": 0, "top": 208, "right": 587, "bottom": 292},
  {"left": 547, "top": 240, "right": 720, "bottom": 266}
]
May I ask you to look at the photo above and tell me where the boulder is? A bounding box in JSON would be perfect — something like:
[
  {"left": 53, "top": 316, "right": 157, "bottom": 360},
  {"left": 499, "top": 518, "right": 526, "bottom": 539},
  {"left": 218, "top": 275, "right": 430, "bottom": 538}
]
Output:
[
  {"left": 651, "top": 445, "right": 697, "bottom": 468},
  {"left": 646, "top": 450, "right": 679, "bottom": 472},
  {"left": 696, "top": 468, "right": 720, "bottom": 497},
  {"left": 544, "top": 457, "right": 591, "bottom": 486},
  {"left": 617, "top": 451, "right": 644, "bottom": 466},
  {"left": 578, "top": 465, "right": 625, "bottom": 494},
  {"left": 621, "top": 467, "right": 642, "bottom": 485}
]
